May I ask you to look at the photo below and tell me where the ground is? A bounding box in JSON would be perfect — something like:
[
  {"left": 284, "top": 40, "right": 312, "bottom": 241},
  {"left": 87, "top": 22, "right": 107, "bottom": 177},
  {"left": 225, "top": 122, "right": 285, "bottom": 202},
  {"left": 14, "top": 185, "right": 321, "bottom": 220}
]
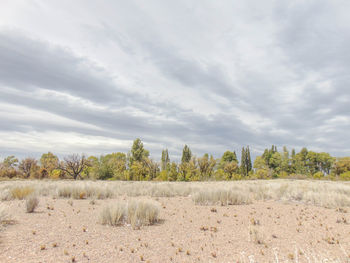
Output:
[{"left": 1, "top": 193, "right": 350, "bottom": 263}]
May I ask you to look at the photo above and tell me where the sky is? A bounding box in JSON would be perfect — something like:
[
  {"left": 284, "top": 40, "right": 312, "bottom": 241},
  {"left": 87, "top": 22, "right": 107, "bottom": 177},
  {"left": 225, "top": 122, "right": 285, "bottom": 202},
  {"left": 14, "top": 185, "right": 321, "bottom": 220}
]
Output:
[{"left": 0, "top": 0, "right": 350, "bottom": 161}]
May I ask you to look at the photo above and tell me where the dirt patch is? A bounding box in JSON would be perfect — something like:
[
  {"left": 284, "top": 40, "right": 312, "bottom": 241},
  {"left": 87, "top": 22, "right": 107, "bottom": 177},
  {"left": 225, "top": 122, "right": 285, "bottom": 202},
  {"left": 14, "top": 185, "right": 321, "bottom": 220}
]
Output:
[{"left": 0, "top": 196, "right": 349, "bottom": 262}]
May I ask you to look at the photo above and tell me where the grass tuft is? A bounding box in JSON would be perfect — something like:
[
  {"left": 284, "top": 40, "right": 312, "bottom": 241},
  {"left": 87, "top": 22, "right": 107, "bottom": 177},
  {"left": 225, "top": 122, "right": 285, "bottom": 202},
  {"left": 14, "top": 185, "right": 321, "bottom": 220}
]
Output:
[
  {"left": 100, "top": 199, "right": 159, "bottom": 229},
  {"left": 11, "top": 186, "right": 34, "bottom": 200},
  {"left": 26, "top": 195, "right": 39, "bottom": 213}
]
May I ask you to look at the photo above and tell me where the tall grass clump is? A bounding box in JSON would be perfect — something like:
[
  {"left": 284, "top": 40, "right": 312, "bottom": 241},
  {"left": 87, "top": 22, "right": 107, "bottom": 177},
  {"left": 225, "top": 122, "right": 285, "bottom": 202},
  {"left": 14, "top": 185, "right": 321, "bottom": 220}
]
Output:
[
  {"left": 100, "top": 199, "right": 159, "bottom": 229},
  {"left": 127, "top": 200, "right": 159, "bottom": 228},
  {"left": 100, "top": 202, "right": 126, "bottom": 226},
  {"left": 193, "top": 188, "right": 252, "bottom": 206},
  {"left": 26, "top": 195, "right": 39, "bottom": 213},
  {"left": 11, "top": 186, "right": 35, "bottom": 200}
]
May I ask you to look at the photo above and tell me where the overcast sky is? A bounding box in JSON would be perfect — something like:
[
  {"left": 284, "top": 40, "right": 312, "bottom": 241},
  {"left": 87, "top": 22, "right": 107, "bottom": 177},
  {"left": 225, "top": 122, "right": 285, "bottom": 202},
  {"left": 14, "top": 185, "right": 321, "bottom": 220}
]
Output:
[{"left": 0, "top": 0, "right": 350, "bottom": 161}]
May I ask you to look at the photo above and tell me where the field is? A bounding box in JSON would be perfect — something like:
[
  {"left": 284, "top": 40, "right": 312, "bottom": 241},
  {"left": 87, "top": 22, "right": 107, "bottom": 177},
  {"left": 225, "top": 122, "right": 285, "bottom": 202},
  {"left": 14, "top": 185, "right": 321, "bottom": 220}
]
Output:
[{"left": 0, "top": 180, "right": 350, "bottom": 263}]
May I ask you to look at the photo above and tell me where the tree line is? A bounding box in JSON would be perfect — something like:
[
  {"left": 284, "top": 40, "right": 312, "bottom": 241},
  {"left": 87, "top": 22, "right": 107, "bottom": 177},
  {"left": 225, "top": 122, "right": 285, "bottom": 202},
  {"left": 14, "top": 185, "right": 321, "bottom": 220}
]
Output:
[{"left": 1, "top": 138, "right": 349, "bottom": 181}]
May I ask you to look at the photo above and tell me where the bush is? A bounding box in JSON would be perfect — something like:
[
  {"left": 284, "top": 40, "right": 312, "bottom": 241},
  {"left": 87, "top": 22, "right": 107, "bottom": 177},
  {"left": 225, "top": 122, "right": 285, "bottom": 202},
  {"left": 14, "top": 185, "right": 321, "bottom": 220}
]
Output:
[
  {"left": 127, "top": 200, "right": 159, "bottom": 228},
  {"left": 193, "top": 188, "right": 252, "bottom": 206},
  {"left": 26, "top": 196, "right": 39, "bottom": 213},
  {"left": 11, "top": 186, "right": 34, "bottom": 200},
  {"left": 256, "top": 169, "right": 269, "bottom": 179},
  {"left": 100, "top": 202, "right": 125, "bottom": 226},
  {"left": 339, "top": 171, "right": 350, "bottom": 180},
  {"left": 313, "top": 171, "right": 324, "bottom": 179},
  {"left": 100, "top": 199, "right": 159, "bottom": 229}
]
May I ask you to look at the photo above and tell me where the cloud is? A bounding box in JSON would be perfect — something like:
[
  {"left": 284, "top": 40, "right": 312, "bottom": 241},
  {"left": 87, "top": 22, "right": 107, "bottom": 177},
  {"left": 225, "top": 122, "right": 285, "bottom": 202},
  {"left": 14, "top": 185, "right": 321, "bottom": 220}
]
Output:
[{"left": 0, "top": 0, "right": 350, "bottom": 161}]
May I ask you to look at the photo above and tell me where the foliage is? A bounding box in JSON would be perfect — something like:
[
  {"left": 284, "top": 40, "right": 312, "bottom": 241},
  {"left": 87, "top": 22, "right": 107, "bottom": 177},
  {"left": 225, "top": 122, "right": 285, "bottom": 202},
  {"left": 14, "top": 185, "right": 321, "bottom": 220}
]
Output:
[
  {"left": 181, "top": 145, "right": 192, "bottom": 164},
  {"left": 1, "top": 140, "right": 349, "bottom": 181}
]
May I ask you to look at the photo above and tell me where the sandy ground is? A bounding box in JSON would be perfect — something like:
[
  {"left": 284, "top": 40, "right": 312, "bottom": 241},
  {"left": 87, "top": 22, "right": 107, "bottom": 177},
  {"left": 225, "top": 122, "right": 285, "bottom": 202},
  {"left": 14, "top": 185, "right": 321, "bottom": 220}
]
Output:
[{"left": 1, "top": 196, "right": 349, "bottom": 263}]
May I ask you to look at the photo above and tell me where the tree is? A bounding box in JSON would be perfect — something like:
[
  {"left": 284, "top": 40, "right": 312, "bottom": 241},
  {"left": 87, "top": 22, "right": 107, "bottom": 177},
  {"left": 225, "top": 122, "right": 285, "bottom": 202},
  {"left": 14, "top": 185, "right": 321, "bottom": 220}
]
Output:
[
  {"left": 168, "top": 162, "right": 178, "bottom": 181},
  {"left": 58, "top": 154, "right": 89, "bottom": 180},
  {"left": 198, "top": 154, "right": 216, "bottom": 180},
  {"left": 0, "top": 155, "right": 19, "bottom": 178},
  {"left": 129, "top": 138, "right": 149, "bottom": 165},
  {"left": 19, "top": 158, "right": 40, "bottom": 178},
  {"left": 333, "top": 157, "right": 350, "bottom": 176},
  {"left": 281, "top": 146, "right": 290, "bottom": 174},
  {"left": 181, "top": 145, "right": 192, "bottom": 164},
  {"left": 223, "top": 161, "right": 238, "bottom": 179},
  {"left": 40, "top": 152, "right": 59, "bottom": 177},
  {"left": 221, "top": 151, "right": 238, "bottom": 163},
  {"left": 240, "top": 146, "right": 252, "bottom": 176},
  {"left": 143, "top": 158, "right": 160, "bottom": 180},
  {"left": 161, "top": 149, "right": 170, "bottom": 171},
  {"left": 240, "top": 147, "right": 246, "bottom": 176}
]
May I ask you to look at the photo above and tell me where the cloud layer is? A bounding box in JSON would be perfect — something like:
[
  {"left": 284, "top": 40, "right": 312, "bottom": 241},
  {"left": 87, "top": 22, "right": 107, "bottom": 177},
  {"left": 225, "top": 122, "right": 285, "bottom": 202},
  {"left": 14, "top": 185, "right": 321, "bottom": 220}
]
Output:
[{"left": 0, "top": 0, "right": 350, "bottom": 160}]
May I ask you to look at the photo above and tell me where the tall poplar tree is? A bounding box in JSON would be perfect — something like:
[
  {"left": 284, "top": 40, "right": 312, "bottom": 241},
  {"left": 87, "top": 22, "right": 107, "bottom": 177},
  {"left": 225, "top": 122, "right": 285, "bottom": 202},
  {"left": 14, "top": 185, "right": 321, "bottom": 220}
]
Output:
[
  {"left": 181, "top": 145, "right": 192, "bottom": 163},
  {"left": 161, "top": 149, "right": 170, "bottom": 171}
]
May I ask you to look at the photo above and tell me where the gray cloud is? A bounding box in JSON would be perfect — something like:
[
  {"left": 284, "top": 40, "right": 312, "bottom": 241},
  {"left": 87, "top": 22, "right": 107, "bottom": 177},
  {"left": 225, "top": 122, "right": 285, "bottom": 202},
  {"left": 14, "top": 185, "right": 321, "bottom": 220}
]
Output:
[{"left": 0, "top": 0, "right": 350, "bottom": 161}]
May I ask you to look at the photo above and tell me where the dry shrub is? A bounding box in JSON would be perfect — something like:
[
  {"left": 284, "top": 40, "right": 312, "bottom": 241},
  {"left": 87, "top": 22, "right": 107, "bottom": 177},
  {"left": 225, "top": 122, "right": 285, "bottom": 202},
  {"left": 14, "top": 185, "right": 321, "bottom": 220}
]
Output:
[
  {"left": 100, "top": 202, "right": 126, "bottom": 226},
  {"left": 100, "top": 200, "right": 159, "bottom": 229},
  {"left": 193, "top": 188, "right": 252, "bottom": 206},
  {"left": 127, "top": 200, "right": 159, "bottom": 228},
  {"left": 26, "top": 196, "right": 39, "bottom": 213},
  {"left": 11, "top": 186, "right": 34, "bottom": 200}
]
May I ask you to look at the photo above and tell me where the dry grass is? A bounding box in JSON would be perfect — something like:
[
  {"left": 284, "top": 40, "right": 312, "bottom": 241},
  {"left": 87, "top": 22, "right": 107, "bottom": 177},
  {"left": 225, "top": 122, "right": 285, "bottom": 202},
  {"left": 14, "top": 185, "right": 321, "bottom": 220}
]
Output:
[
  {"left": 100, "top": 199, "right": 159, "bottom": 229},
  {"left": 26, "top": 196, "right": 39, "bottom": 213},
  {"left": 193, "top": 188, "right": 252, "bottom": 206},
  {"left": 0, "top": 179, "right": 349, "bottom": 209},
  {"left": 11, "top": 186, "right": 34, "bottom": 200}
]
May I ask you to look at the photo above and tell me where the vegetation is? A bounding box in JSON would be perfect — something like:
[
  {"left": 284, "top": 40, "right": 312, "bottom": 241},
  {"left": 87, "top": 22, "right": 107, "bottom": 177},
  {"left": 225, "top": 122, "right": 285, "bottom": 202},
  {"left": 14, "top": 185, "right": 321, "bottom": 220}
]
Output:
[
  {"left": 0, "top": 139, "right": 349, "bottom": 181},
  {"left": 25, "top": 195, "right": 39, "bottom": 213},
  {"left": 100, "top": 199, "right": 159, "bottom": 229}
]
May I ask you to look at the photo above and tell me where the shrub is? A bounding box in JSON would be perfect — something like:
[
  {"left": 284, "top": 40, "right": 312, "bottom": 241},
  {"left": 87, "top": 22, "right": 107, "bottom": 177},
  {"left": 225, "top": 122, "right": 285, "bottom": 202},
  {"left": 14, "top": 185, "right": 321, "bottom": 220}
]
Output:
[
  {"left": 340, "top": 171, "right": 350, "bottom": 181},
  {"left": 100, "top": 202, "right": 125, "bottom": 226},
  {"left": 100, "top": 199, "right": 159, "bottom": 229},
  {"left": 26, "top": 196, "right": 39, "bottom": 213},
  {"left": 127, "top": 200, "right": 159, "bottom": 228},
  {"left": 11, "top": 186, "right": 34, "bottom": 200},
  {"left": 193, "top": 188, "right": 252, "bottom": 206},
  {"left": 313, "top": 171, "right": 324, "bottom": 179},
  {"left": 256, "top": 169, "right": 269, "bottom": 179}
]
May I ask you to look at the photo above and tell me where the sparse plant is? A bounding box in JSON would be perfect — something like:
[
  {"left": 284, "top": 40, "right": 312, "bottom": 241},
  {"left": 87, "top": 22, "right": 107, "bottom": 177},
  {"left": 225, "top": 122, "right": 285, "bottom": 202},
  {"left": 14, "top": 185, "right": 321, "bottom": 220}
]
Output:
[
  {"left": 249, "top": 226, "right": 265, "bottom": 245},
  {"left": 26, "top": 195, "right": 39, "bottom": 213},
  {"left": 11, "top": 186, "right": 34, "bottom": 200}
]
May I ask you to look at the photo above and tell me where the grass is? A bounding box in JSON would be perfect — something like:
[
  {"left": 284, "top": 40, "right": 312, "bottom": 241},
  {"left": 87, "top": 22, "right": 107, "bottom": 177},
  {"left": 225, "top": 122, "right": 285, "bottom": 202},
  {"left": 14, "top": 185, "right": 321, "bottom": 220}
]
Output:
[
  {"left": 0, "top": 179, "right": 349, "bottom": 208},
  {"left": 26, "top": 195, "right": 39, "bottom": 213},
  {"left": 193, "top": 188, "right": 253, "bottom": 206},
  {"left": 100, "top": 199, "right": 159, "bottom": 229},
  {"left": 11, "top": 186, "right": 34, "bottom": 200}
]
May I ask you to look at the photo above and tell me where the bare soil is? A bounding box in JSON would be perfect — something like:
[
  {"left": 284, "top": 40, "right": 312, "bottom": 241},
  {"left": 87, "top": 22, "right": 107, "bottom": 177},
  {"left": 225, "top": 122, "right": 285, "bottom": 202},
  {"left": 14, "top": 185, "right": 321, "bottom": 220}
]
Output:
[{"left": 1, "top": 197, "right": 349, "bottom": 263}]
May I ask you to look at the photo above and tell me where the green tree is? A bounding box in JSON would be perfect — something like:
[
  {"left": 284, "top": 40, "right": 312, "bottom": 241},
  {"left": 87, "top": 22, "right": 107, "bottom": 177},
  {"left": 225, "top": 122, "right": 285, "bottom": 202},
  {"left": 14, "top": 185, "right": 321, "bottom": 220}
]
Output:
[
  {"left": 181, "top": 145, "right": 192, "bottom": 164},
  {"left": 168, "top": 162, "right": 178, "bottom": 181},
  {"left": 129, "top": 138, "right": 149, "bottom": 165},
  {"left": 0, "top": 155, "right": 19, "bottom": 178},
  {"left": 221, "top": 151, "right": 238, "bottom": 163},
  {"left": 40, "top": 152, "right": 59, "bottom": 177},
  {"left": 240, "top": 146, "right": 252, "bottom": 177},
  {"left": 198, "top": 153, "right": 216, "bottom": 180},
  {"left": 161, "top": 149, "right": 170, "bottom": 171}
]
